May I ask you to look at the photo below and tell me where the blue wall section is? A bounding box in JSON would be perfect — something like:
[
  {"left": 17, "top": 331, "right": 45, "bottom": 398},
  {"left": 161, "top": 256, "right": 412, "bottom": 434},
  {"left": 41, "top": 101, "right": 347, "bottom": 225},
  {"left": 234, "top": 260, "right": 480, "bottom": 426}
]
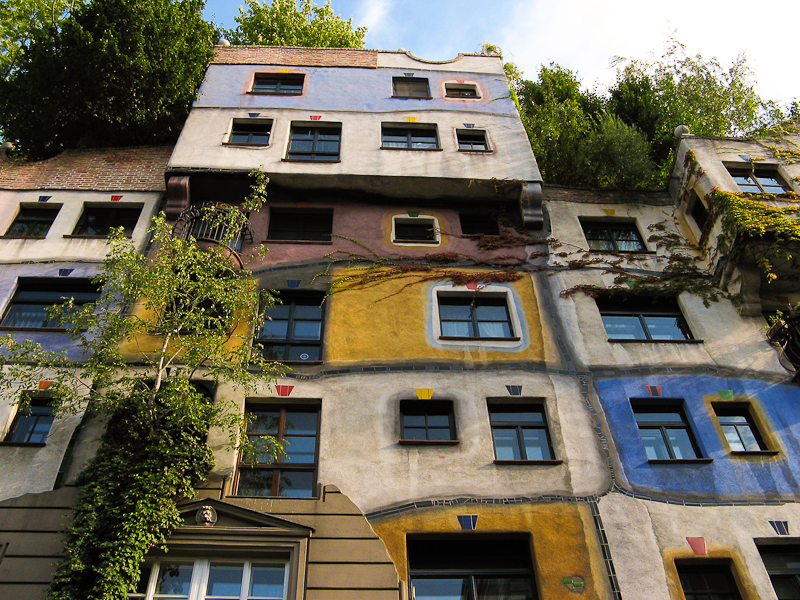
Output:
[{"left": 596, "top": 375, "right": 800, "bottom": 500}]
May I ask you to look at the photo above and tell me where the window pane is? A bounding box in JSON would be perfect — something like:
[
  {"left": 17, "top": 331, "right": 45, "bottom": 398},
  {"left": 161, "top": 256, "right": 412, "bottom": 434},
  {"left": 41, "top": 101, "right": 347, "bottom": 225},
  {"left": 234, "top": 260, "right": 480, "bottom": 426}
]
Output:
[
  {"left": 261, "top": 344, "right": 288, "bottom": 361},
  {"left": 154, "top": 562, "right": 193, "bottom": 597},
  {"left": 287, "top": 346, "right": 321, "bottom": 361},
  {"left": 283, "top": 435, "right": 316, "bottom": 463},
  {"left": 28, "top": 415, "right": 55, "bottom": 443},
  {"left": 667, "top": 428, "right": 698, "bottom": 459},
  {"left": 441, "top": 321, "right": 473, "bottom": 337},
  {"left": 493, "top": 428, "right": 521, "bottom": 460},
  {"left": 634, "top": 412, "right": 684, "bottom": 423},
  {"left": 587, "top": 239, "right": 615, "bottom": 251},
  {"left": 236, "top": 470, "right": 274, "bottom": 496},
  {"left": 640, "top": 429, "right": 671, "bottom": 460},
  {"left": 404, "top": 427, "right": 426, "bottom": 440},
  {"left": 412, "top": 578, "right": 469, "bottom": 600},
  {"left": 248, "top": 412, "right": 280, "bottom": 434},
  {"left": 404, "top": 415, "right": 425, "bottom": 427},
  {"left": 737, "top": 425, "right": 761, "bottom": 451},
  {"left": 249, "top": 564, "right": 286, "bottom": 599},
  {"left": 440, "top": 304, "right": 472, "bottom": 320},
  {"left": 284, "top": 412, "right": 317, "bottom": 435},
  {"left": 135, "top": 565, "right": 153, "bottom": 594},
  {"left": 643, "top": 316, "right": 690, "bottom": 340},
  {"left": 722, "top": 425, "right": 747, "bottom": 452},
  {"left": 475, "top": 577, "right": 536, "bottom": 600},
  {"left": 207, "top": 563, "right": 243, "bottom": 596},
  {"left": 769, "top": 574, "right": 800, "bottom": 599},
  {"left": 427, "top": 414, "right": 450, "bottom": 427},
  {"left": 260, "top": 320, "right": 289, "bottom": 340},
  {"left": 474, "top": 304, "right": 508, "bottom": 321},
  {"left": 490, "top": 410, "right": 544, "bottom": 424},
  {"left": 277, "top": 470, "right": 314, "bottom": 497},
  {"left": 477, "top": 321, "right": 511, "bottom": 338},
  {"left": 292, "top": 321, "right": 321, "bottom": 340},
  {"left": 602, "top": 315, "right": 647, "bottom": 339},
  {"left": 2, "top": 304, "right": 50, "bottom": 328},
  {"left": 383, "top": 134, "right": 407, "bottom": 147},
  {"left": 522, "top": 428, "right": 552, "bottom": 460},
  {"left": 428, "top": 427, "right": 452, "bottom": 441},
  {"left": 293, "top": 305, "right": 321, "bottom": 319}
]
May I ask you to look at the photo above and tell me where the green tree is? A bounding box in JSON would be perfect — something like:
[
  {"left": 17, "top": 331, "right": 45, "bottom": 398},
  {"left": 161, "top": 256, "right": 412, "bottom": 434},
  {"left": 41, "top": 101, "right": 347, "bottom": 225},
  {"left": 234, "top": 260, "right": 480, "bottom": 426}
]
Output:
[
  {"left": 0, "top": 0, "right": 214, "bottom": 159},
  {"left": 226, "top": 0, "right": 366, "bottom": 47}
]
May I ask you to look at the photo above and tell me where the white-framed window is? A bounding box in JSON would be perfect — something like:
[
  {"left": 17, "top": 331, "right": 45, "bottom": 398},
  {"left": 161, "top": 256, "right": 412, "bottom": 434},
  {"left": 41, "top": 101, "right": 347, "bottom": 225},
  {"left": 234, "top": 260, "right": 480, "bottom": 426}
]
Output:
[
  {"left": 441, "top": 80, "right": 482, "bottom": 101},
  {"left": 129, "top": 559, "right": 288, "bottom": 600},
  {"left": 391, "top": 214, "right": 441, "bottom": 246}
]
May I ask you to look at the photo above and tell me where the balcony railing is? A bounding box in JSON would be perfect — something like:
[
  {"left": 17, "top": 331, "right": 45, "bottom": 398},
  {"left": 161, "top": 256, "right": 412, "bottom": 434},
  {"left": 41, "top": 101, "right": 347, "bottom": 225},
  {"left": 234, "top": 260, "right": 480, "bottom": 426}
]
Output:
[{"left": 173, "top": 203, "right": 254, "bottom": 252}]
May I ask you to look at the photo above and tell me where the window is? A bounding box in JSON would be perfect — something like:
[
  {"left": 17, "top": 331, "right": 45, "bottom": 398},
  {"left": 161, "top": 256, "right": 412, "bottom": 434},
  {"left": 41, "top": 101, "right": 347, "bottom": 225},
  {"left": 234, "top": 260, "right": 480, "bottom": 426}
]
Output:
[
  {"left": 267, "top": 208, "right": 333, "bottom": 242},
  {"left": 712, "top": 404, "right": 767, "bottom": 452},
  {"left": 580, "top": 219, "right": 645, "bottom": 252},
  {"left": 688, "top": 192, "right": 709, "bottom": 231},
  {"left": 228, "top": 120, "right": 272, "bottom": 145},
  {"left": 632, "top": 401, "right": 702, "bottom": 461},
  {"left": 286, "top": 125, "right": 340, "bottom": 161},
  {"left": 251, "top": 73, "right": 304, "bottom": 95},
  {"left": 0, "top": 278, "right": 99, "bottom": 329},
  {"left": 5, "top": 206, "right": 60, "bottom": 237},
  {"left": 445, "top": 83, "right": 479, "bottom": 98},
  {"left": 438, "top": 295, "right": 514, "bottom": 339},
  {"left": 73, "top": 205, "right": 141, "bottom": 236},
  {"left": 460, "top": 213, "right": 499, "bottom": 236},
  {"left": 489, "top": 404, "right": 554, "bottom": 461},
  {"left": 676, "top": 564, "right": 742, "bottom": 600},
  {"left": 236, "top": 406, "right": 318, "bottom": 498},
  {"left": 392, "top": 216, "right": 439, "bottom": 244},
  {"left": 759, "top": 545, "right": 800, "bottom": 600},
  {"left": 597, "top": 296, "right": 694, "bottom": 341},
  {"left": 727, "top": 166, "right": 789, "bottom": 194},
  {"left": 184, "top": 203, "right": 250, "bottom": 252},
  {"left": 381, "top": 126, "right": 438, "bottom": 149},
  {"left": 407, "top": 536, "right": 538, "bottom": 600},
  {"left": 400, "top": 400, "right": 456, "bottom": 442},
  {"left": 4, "top": 396, "right": 54, "bottom": 444},
  {"left": 392, "top": 77, "right": 430, "bottom": 98},
  {"left": 130, "top": 558, "right": 288, "bottom": 600},
  {"left": 258, "top": 293, "right": 324, "bottom": 362},
  {"left": 457, "top": 131, "right": 489, "bottom": 151}
]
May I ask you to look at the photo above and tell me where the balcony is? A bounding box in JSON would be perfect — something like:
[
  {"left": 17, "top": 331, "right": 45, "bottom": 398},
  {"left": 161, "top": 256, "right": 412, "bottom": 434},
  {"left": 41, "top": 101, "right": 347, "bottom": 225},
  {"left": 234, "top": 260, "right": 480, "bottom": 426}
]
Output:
[{"left": 173, "top": 203, "right": 253, "bottom": 252}]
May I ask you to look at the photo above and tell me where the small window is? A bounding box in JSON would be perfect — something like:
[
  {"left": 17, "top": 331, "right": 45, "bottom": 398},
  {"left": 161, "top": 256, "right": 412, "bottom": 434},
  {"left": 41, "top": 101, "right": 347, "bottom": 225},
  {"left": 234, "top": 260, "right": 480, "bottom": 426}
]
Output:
[
  {"left": 439, "top": 294, "right": 514, "bottom": 339},
  {"left": 73, "top": 205, "right": 141, "bottom": 236},
  {"left": 5, "top": 206, "right": 60, "bottom": 237},
  {"left": 676, "top": 564, "right": 743, "bottom": 600},
  {"left": 400, "top": 400, "right": 456, "bottom": 442},
  {"left": 632, "top": 401, "right": 702, "bottom": 460},
  {"left": 579, "top": 218, "right": 645, "bottom": 252},
  {"left": 759, "top": 545, "right": 800, "bottom": 599},
  {"left": 267, "top": 208, "right": 333, "bottom": 242},
  {"left": 4, "top": 397, "right": 54, "bottom": 444},
  {"left": 381, "top": 125, "right": 439, "bottom": 150},
  {"left": 727, "top": 165, "right": 789, "bottom": 194},
  {"left": 489, "top": 403, "right": 554, "bottom": 461},
  {"left": 0, "top": 278, "right": 100, "bottom": 329},
  {"left": 688, "top": 192, "right": 709, "bottom": 231},
  {"left": 596, "top": 296, "right": 694, "bottom": 341},
  {"left": 252, "top": 73, "right": 304, "bottom": 95},
  {"left": 712, "top": 404, "right": 767, "bottom": 452},
  {"left": 445, "top": 83, "right": 479, "bottom": 98},
  {"left": 460, "top": 213, "right": 499, "bottom": 236},
  {"left": 392, "top": 77, "right": 430, "bottom": 98},
  {"left": 286, "top": 125, "right": 340, "bottom": 161},
  {"left": 457, "top": 130, "right": 489, "bottom": 151},
  {"left": 392, "top": 216, "right": 439, "bottom": 244},
  {"left": 236, "top": 405, "right": 318, "bottom": 498},
  {"left": 228, "top": 119, "right": 272, "bottom": 145},
  {"left": 258, "top": 292, "right": 324, "bottom": 362}
]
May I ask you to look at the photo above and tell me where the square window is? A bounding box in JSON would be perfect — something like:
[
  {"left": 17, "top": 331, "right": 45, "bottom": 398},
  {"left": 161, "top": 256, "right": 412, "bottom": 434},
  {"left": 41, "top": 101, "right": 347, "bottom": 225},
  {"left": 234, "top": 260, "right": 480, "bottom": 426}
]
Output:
[
  {"left": 632, "top": 401, "right": 702, "bottom": 460},
  {"left": 73, "top": 205, "right": 141, "bottom": 236},
  {"left": 579, "top": 218, "right": 645, "bottom": 252},
  {"left": 5, "top": 206, "right": 60, "bottom": 237},
  {"left": 4, "top": 396, "right": 54, "bottom": 444},
  {"left": 727, "top": 165, "right": 789, "bottom": 194},
  {"left": 236, "top": 405, "right": 318, "bottom": 498},
  {"left": 400, "top": 400, "right": 456, "bottom": 442},
  {"left": 712, "top": 403, "right": 767, "bottom": 452},
  {"left": 392, "top": 77, "right": 430, "bottom": 98},
  {"left": 758, "top": 545, "right": 800, "bottom": 600},
  {"left": 445, "top": 83, "right": 479, "bottom": 98},
  {"left": 457, "top": 130, "right": 489, "bottom": 151},
  {"left": 596, "top": 296, "right": 694, "bottom": 341},
  {"left": 252, "top": 73, "right": 304, "bottom": 95},
  {"left": 460, "top": 213, "right": 499, "bottom": 236},
  {"left": 489, "top": 403, "right": 554, "bottom": 461},
  {"left": 267, "top": 208, "right": 333, "bottom": 242},
  {"left": 0, "top": 278, "right": 100, "bottom": 329},
  {"left": 381, "top": 125, "right": 439, "bottom": 150},
  {"left": 676, "top": 564, "right": 743, "bottom": 600},
  {"left": 258, "top": 292, "right": 324, "bottom": 362},
  {"left": 393, "top": 216, "right": 439, "bottom": 244},
  {"left": 438, "top": 294, "right": 514, "bottom": 339},
  {"left": 228, "top": 120, "right": 272, "bottom": 145},
  {"left": 286, "top": 125, "right": 341, "bottom": 161}
]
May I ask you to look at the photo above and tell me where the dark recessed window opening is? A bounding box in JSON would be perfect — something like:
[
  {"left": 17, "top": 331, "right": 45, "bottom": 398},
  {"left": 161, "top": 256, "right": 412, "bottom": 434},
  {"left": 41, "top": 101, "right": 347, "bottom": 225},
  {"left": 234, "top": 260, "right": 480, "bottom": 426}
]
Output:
[
  {"left": 258, "top": 293, "right": 324, "bottom": 362},
  {"left": 267, "top": 208, "right": 333, "bottom": 241},
  {"left": 457, "top": 131, "right": 488, "bottom": 151},
  {"left": 580, "top": 219, "right": 645, "bottom": 252},
  {"left": 5, "top": 206, "right": 60, "bottom": 237},
  {"left": 632, "top": 401, "right": 701, "bottom": 460},
  {"left": 73, "top": 205, "right": 141, "bottom": 236},
  {"left": 676, "top": 564, "right": 743, "bottom": 600},
  {"left": 489, "top": 404, "right": 554, "bottom": 461},
  {"left": 0, "top": 278, "right": 100, "bottom": 329},
  {"left": 393, "top": 217, "right": 437, "bottom": 242},
  {"left": 392, "top": 77, "right": 430, "bottom": 98},
  {"left": 460, "top": 213, "right": 499, "bottom": 236},
  {"left": 727, "top": 166, "right": 789, "bottom": 194},
  {"left": 252, "top": 73, "right": 304, "bottom": 95},
  {"left": 712, "top": 404, "right": 767, "bottom": 452},
  {"left": 400, "top": 400, "right": 456, "bottom": 441},
  {"left": 445, "top": 83, "right": 479, "bottom": 98},
  {"left": 759, "top": 545, "right": 800, "bottom": 599},
  {"left": 689, "top": 194, "right": 709, "bottom": 231},
  {"left": 5, "top": 397, "right": 54, "bottom": 443},
  {"left": 597, "top": 296, "right": 693, "bottom": 341},
  {"left": 438, "top": 295, "right": 514, "bottom": 339},
  {"left": 287, "top": 126, "right": 341, "bottom": 161},
  {"left": 381, "top": 126, "right": 438, "bottom": 149},
  {"left": 229, "top": 120, "right": 272, "bottom": 145}
]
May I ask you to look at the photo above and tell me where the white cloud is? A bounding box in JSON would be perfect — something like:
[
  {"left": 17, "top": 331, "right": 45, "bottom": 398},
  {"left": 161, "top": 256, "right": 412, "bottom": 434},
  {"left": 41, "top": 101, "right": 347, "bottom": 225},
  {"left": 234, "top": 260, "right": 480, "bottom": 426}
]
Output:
[{"left": 358, "top": 0, "right": 392, "bottom": 36}]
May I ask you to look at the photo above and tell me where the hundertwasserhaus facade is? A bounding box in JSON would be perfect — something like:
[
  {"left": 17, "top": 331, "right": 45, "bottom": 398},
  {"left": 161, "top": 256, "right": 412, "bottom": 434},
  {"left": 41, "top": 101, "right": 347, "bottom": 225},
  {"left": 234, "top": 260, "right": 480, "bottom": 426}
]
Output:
[{"left": 0, "top": 45, "right": 799, "bottom": 600}]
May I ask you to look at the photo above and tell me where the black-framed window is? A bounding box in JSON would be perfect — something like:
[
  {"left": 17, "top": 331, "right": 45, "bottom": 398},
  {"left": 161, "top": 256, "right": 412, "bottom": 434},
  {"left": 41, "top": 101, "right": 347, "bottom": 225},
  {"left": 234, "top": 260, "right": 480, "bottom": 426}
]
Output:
[
  {"left": 393, "top": 216, "right": 437, "bottom": 243},
  {"left": 727, "top": 166, "right": 789, "bottom": 194},
  {"left": 5, "top": 206, "right": 60, "bottom": 237},
  {"left": 676, "top": 564, "right": 743, "bottom": 600},
  {"left": 258, "top": 293, "right": 324, "bottom": 362},
  {"left": 580, "top": 219, "right": 645, "bottom": 252},
  {"left": 460, "top": 213, "right": 499, "bottom": 236},
  {"left": 286, "top": 126, "right": 340, "bottom": 161},
  {"left": 759, "top": 545, "right": 800, "bottom": 600},
  {"left": 228, "top": 120, "right": 272, "bottom": 145},
  {"left": 632, "top": 401, "right": 701, "bottom": 460},
  {"left": 392, "top": 77, "right": 430, "bottom": 98},
  {"left": 438, "top": 295, "right": 514, "bottom": 339},
  {"left": 408, "top": 536, "right": 538, "bottom": 600},
  {"left": 597, "top": 296, "right": 693, "bottom": 341},
  {"left": 712, "top": 404, "right": 766, "bottom": 452},
  {"left": 267, "top": 208, "right": 333, "bottom": 242},
  {"left": 252, "top": 73, "right": 304, "bottom": 95},
  {"left": 457, "top": 131, "right": 488, "bottom": 151},
  {"left": 381, "top": 126, "right": 438, "bottom": 149},
  {"left": 5, "top": 397, "right": 54, "bottom": 443},
  {"left": 0, "top": 278, "right": 100, "bottom": 329},
  {"left": 73, "top": 205, "right": 141, "bottom": 236},
  {"left": 489, "top": 404, "right": 554, "bottom": 461},
  {"left": 237, "top": 405, "right": 318, "bottom": 498},
  {"left": 445, "top": 83, "right": 479, "bottom": 98},
  {"left": 400, "top": 400, "right": 456, "bottom": 442}
]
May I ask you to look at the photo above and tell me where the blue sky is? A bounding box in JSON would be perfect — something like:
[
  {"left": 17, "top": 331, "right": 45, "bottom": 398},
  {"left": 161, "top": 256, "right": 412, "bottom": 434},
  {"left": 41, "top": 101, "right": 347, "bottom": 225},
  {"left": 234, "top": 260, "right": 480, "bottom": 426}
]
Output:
[{"left": 204, "top": 0, "right": 799, "bottom": 103}]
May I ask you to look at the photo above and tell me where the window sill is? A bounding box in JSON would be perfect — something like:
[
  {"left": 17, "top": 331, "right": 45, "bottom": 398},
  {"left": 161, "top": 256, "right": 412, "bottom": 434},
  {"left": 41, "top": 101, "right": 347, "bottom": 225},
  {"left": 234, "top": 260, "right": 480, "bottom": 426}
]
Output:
[
  {"left": 0, "top": 326, "right": 87, "bottom": 332},
  {"left": 457, "top": 149, "right": 493, "bottom": 154},
  {"left": 0, "top": 441, "right": 46, "bottom": 448},
  {"left": 281, "top": 158, "right": 341, "bottom": 163},
  {"left": 247, "top": 91, "right": 303, "bottom": 96},
  {"left": 262, "top": 239, "right": 333, "bottom": 245},
  {"left": 392, "top": 95, "right": 433, "bottom": 99},
  {"left": 730, "top": 450, "right": 780, "bottom": 456},
  {"left": 380, "top": 146, "right": 443, "bottom": 152},
  {"left": 493, "top": 459, "right": 563, "bottom": 465},
  {"left": 393, "top": 239, "right": 440, "bottom": 245},
  {"left": 229, "top": 494, "right": 318, "bottom": 500},
  {"left": 222, "top": 142, "right": 270, "bottom": 148},
  {"left": 399, "top": 439, "right": 459, "bottom": 446},
  {"left": 587, "top": 249, "right": 657, "bottom": 255},
  {"left": 608, "top": 339, "right": 704, "bottom": 344},
  {"left": 63, "top": 234, "right": 132, "bottom": 239},
  {"left": 0, "top": 235, "right": 46, "bottom": 240},
  {"left": 647, "top": 458, "right": 714, "bottom": 464},
  {"left": 440, "top": 336, "right": 521, "bottom": 342}
]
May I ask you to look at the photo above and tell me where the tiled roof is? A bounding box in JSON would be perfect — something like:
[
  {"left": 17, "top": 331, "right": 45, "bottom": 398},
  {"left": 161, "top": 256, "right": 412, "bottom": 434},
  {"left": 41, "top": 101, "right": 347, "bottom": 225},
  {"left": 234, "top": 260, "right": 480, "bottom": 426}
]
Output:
[{"left": 212, "top": 45, "right": 378, "bottom": 68}]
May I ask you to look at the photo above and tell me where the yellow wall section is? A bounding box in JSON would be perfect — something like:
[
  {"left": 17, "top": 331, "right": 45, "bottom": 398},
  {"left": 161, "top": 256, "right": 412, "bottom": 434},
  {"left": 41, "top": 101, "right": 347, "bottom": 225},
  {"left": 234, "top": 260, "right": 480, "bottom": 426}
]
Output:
[
  {"left": 325, "top": 269, "right": 545, "bottom": 364},
  {"left": 371, "top": 503, "right": 611, "bottom": 600}
]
